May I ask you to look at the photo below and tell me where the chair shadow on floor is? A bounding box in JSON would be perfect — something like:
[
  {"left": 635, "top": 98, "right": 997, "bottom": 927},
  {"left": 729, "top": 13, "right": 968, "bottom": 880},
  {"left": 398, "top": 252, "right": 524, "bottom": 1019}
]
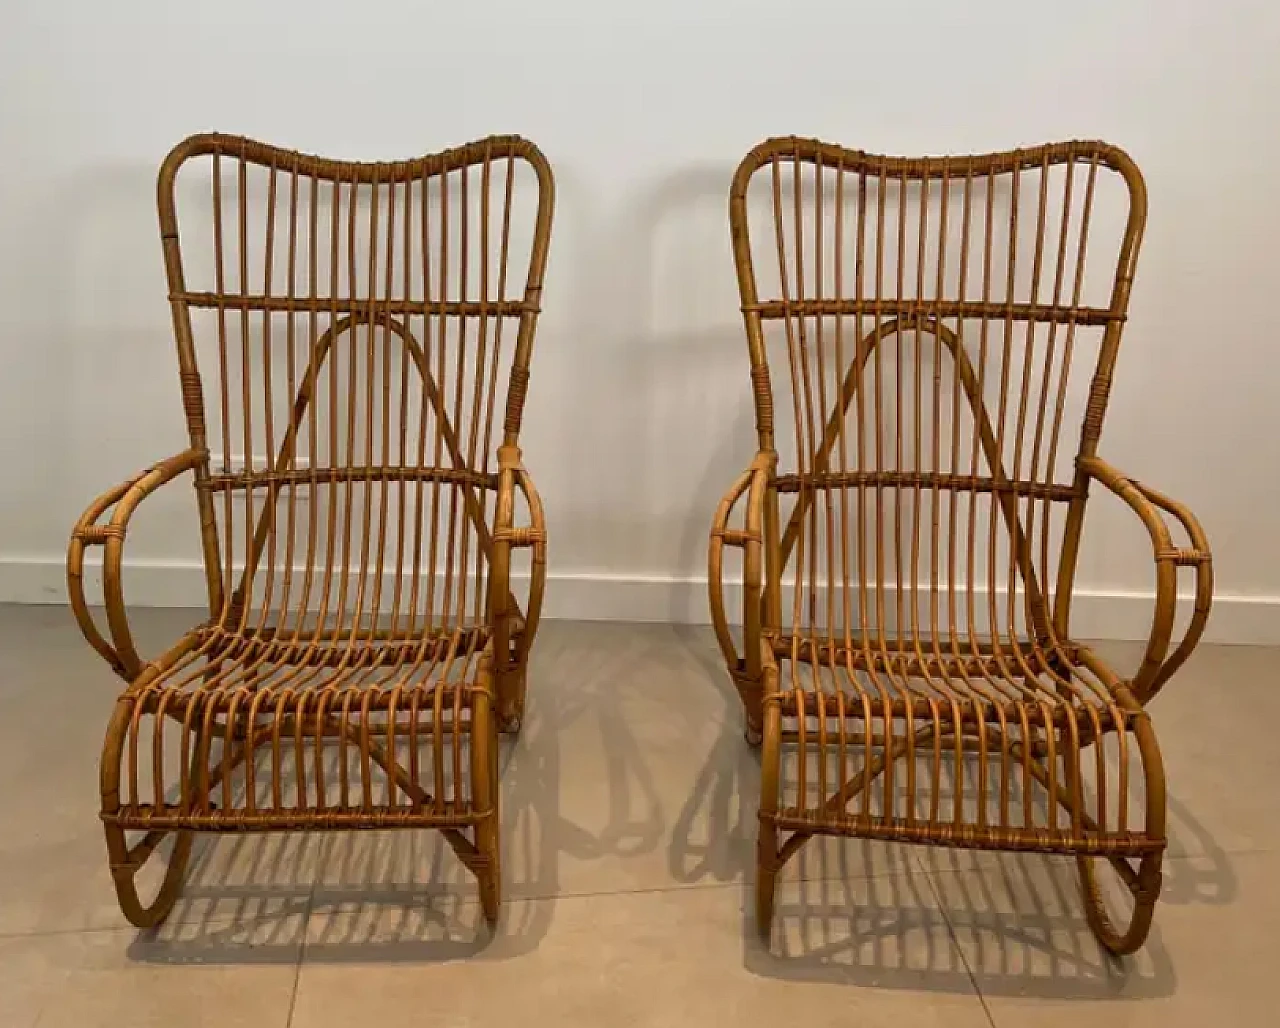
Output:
[
  {"left": 126, "top": 629, "right": 599, "bottom": 966},
  {"left": 126, "top": 622, "right": 676, "bottom": 966},
  {"left": 743, "top": 848, "right": 1181, "bottom": 998},
  {"left": 666, "top": 626, "right": 1235, "bottom": 998},
  {"left": 125, "top": 723, "right": 554, "bottom": 965}
]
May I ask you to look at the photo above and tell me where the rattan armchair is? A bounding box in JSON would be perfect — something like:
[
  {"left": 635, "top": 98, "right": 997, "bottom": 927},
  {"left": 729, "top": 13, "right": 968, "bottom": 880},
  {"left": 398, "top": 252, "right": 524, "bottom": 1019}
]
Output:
[
  {"left": 68, "top": 134, "right": 554, "bottom": 927},
  {"left": 710, "top": 137, "right": 1211, "bottom": 954}
]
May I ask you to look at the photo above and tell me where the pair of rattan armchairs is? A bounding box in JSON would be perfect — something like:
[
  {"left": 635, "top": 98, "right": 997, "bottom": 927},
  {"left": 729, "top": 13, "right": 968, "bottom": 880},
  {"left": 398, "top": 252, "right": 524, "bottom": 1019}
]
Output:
[{"left": 69, "top": 134, "right": 1210, "bottom": 955}]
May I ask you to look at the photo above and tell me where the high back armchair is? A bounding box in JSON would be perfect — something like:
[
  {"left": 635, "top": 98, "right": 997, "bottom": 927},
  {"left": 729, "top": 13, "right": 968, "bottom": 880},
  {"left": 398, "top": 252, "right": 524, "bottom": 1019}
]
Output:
[
  {"left": 68, "top": 134, "right": 554, "bottom": 926},
  {"left": 710, "top": 137, "right": 1211, "bottom": 953}
]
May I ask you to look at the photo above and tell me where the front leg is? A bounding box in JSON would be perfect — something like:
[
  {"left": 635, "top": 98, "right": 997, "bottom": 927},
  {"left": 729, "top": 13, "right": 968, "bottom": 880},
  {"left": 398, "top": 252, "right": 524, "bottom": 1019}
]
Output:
[
  {"left": 709, "top": 452, "right": 773, "bottom": 742},
  {"left": 490, "top": 451, "right": 546, "bottom": 733}
]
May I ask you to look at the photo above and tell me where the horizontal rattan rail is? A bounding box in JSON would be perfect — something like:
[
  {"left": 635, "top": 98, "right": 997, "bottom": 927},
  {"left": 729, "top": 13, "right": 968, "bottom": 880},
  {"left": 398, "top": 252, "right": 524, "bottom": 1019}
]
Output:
[
  {"left": 746, "top": 298, "right": 1120, "bottom": 326},
  {"left": 772, "top": 471, "right": 1078, "bottom": 500},
  {"left": 201, "top": 466, "right": 499, "bottom": 492},
  {"left": 107, "top": 807, "right": 488, "bottom": 832},
  {"left": 771, "top": 688, "right": 1130, "bottom": 731},
  {"left": 770, "top": 811, "right": 1162, "bottom": 855},
  {"left": 173, "top": 292, "right": 536, "bottom": 318}
]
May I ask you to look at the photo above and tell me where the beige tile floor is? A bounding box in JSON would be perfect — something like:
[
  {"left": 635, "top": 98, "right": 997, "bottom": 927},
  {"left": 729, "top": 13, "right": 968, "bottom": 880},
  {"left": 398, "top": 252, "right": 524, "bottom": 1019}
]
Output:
[{"left": 0, "top": 603, "right": 1271, "bottom": 1026}]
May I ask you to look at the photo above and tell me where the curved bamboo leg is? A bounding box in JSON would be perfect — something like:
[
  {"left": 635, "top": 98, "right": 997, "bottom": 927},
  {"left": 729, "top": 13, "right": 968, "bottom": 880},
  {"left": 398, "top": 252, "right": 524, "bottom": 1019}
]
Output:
[
  {"left": 499, "top": 516, "right": 544, "bottom": 736},
  {"left": 756, "top": 699, "right": 782, "bottom": 936},
  {"left": 100, "top": 697, "right": 212, "bottom": 929},
  {"left": 472, "top": 682, "right": 502, "bottom": 925},
  {"left": 104, "top": 824, "right": 194, "bottom": 929},
  {"left": 1077, "top": 852, "right": 1160, "bottom": 956},
  {"left": 1078, "top": 709, "right": 1165, "bottom": 956}
]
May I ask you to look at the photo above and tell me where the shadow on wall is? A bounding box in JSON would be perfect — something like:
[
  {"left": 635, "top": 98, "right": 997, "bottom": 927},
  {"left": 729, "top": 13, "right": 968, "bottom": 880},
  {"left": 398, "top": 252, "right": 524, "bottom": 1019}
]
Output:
[
  {"left": 28, "top": 163, "right": 195, "bottom": 571},
  {"left": 36, "top": 151, "right": 759, "bottom": 611},
  {"left": 552, "top": 162, "right": 756, "bottom": 611}
]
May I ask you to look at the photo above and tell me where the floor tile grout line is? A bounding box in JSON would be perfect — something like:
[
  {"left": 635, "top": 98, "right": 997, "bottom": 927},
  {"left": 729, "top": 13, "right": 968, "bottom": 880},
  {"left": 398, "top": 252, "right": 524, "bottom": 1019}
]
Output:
[
  {"left": 333, "top": 862, "right": 927, "bottom": 908},
  {"left": 0, "top": 872, "right": 906, "bottom": 945},
  {"left": 303, "top": 877, "right": 751, "bottom": 917},
  {"left": 498, "top": 864, "right": 925, "bottom": 904},
  {"left": 917, "top": 865, "right": 1001, "bottom": 1028},
  {"left": 298, "top": 866, "right": 924, "bottom": 922},
  {"left": 283, "top": 887, "right": 315, "bottom": 1028},
  {"left": 0, "top": 899, "right": 315, "bottom": 942},
  {"left": 1, "top": 840, "right": 1267, "bottom": 943},
  {"left": 302, "top": 860, "right": 925, "bottom": 914},
  {"left": 913, "top": 843, "right": 1277, "bottom": 883}
]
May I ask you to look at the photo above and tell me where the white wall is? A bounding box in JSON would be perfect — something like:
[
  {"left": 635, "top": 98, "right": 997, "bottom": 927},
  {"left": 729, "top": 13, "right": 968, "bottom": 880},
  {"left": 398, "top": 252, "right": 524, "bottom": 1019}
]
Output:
[{"left": 1, "top": 0, "right": 1277, "bottom": 641}]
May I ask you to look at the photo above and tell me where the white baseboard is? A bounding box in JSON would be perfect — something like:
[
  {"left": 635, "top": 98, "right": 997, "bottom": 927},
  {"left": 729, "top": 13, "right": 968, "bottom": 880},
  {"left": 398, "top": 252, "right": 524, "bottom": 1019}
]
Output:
[{"left": 1, "top": 555, "right": 1275, "bottom": 645}]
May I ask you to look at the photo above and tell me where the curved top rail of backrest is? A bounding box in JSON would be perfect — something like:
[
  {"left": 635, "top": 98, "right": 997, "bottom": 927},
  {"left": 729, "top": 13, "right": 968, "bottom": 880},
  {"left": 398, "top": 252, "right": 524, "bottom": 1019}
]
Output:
[
  {"left": 727, "top": 135, "right": 1147, "bottom": 459},
  {"left": 157, "top": 131, "right": 555, "bottom": 291},
  {"left": 732, "top": 135, "right": 1145, "bottom": 188},
  {"left": 729, "top": 135, "right": 1146, "bottom": 310}
]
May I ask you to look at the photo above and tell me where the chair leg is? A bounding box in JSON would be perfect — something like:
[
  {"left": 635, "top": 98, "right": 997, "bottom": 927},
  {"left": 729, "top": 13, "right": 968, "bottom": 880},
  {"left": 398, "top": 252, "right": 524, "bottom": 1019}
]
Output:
[
  {"left": 1077, "top": 853, "right": 1160, "bottom": 956},
  {"left": 1076, "top": 705, "right": 1165, "bottom": 956},
  {"left": 496, "top": 663, "right": 527, "bottom": 736},
  {"left": 756, "top": 701, "right": 781, "bottom": 936},
  {"left": 471, "top": 686, "right": 502, "bottom": 925},
  {"left": 1077, "top": 706, "right": 1165, "bottom": 956},
  {"left": 100, "top": 698, "right": 197, "bottom": 928},
  {"left": 476, "top": 821, "right": 502, "bottom": 926},
  {"left": 731, "top": 661, "right": 764, "bottom": 746},
  {"left": 103, "top": 824, "right": 194, "bottom": 929},
  {"left": 756, "top": 828, "right": 779, "bottom": 937},
  {"left": 475, "top": 811, "right": 502, "bottom": 925}
]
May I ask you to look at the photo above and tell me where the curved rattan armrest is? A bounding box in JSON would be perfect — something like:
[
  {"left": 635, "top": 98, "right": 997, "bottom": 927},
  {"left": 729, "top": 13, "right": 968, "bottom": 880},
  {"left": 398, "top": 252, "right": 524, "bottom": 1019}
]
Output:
[
  {"left": 1079, "top": 455, "right": 1213, "bottom": 702},
  {"left": 67, "top": 449, "right": 207, "bottom": 681},
  {"left": 491, "top": 447, "right": 547, "bottom": 664},
  {"left": 708, "top": 451, "right": 775, "bottom": 677}
]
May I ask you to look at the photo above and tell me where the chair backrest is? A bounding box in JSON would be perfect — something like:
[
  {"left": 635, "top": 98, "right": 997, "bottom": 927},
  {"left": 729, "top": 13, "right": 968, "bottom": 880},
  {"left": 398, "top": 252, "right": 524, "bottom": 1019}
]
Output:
[
  {"left": 158, "top": 134, "right": 554, "bottom": 635},
  {"left": 729, "top": 137, "right": 1145, "bottom": 645}
]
